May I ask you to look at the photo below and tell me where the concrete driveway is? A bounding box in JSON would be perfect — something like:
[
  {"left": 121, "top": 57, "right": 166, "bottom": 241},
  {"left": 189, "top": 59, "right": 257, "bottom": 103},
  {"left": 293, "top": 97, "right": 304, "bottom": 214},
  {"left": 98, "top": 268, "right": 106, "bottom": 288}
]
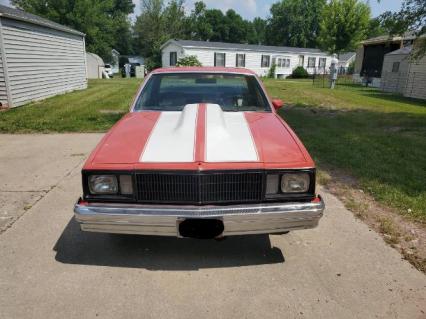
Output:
[{"left": 0, "top": 134, "right": 425, "bottom": 319}]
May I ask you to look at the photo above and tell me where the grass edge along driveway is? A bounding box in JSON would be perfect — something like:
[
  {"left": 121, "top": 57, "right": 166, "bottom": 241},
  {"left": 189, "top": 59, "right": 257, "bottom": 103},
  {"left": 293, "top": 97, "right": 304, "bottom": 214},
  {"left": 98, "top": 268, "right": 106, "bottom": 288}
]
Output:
[
  {"left": 264, "top": 79, "right": 426, "bottom": 223},
  {"left": 0, "top": 78, "right": 142, "bottom": 133}
]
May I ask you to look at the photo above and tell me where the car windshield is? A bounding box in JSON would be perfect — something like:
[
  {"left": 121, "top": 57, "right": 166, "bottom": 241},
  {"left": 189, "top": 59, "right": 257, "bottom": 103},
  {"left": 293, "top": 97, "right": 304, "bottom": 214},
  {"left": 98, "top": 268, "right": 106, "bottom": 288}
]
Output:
[{"left": 134, "top": 73, "right": 271, "bottom": 112}]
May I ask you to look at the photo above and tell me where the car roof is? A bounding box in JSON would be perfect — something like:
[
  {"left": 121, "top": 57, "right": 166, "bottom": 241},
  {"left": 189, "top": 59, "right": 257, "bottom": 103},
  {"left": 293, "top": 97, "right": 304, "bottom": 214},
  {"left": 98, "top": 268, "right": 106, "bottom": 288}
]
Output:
[{"left": 151, "top": 67, "right": 257, "bottom": 75}]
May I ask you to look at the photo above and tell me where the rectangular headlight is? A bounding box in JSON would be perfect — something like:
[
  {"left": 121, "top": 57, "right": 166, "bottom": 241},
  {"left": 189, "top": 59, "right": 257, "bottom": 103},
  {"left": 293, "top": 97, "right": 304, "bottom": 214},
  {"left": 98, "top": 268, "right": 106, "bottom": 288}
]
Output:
[
  {"left": 281, "top": 173, "right": 310, "bottom": 193},
  {"left": 88, "top": 175, "right": 118, "bottom": 194}
]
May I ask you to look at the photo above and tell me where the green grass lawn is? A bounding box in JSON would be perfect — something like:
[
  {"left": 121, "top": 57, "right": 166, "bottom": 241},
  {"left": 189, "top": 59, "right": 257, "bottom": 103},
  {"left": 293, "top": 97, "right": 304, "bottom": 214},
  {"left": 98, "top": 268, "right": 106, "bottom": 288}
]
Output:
[
  {"left": 263, "top": 79, "right": 426, "bottom": 222},
  {"left": 1, "top": 77, "right": 425, "bottom": 222},
  {"left": 0, "top": 78, "right": 142, "bottom": 133}
]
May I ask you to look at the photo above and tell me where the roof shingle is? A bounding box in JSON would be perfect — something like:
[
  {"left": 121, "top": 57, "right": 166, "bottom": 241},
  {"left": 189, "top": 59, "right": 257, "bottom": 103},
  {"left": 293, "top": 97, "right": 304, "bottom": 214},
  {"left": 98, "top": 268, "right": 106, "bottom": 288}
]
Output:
[
  {"left": 165, "top": 39, "right": 327, "bottom": 55},
  {"left": 0, "top": 4, "right": 84, "bottom": 36}
]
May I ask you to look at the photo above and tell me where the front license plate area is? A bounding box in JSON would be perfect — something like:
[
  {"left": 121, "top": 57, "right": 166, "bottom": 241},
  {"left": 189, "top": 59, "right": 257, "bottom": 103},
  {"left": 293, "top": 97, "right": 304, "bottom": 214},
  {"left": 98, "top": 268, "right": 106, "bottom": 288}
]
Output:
[{"left": 178, "top": 218, "right": 224, "bottom": 239}]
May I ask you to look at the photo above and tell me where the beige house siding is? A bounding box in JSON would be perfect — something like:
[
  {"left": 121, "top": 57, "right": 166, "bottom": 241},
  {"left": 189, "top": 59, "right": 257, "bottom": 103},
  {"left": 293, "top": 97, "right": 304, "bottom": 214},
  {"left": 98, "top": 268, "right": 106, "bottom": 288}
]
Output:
[
  {"left": 0, "top": 17, "right": 87, "bottom": 107},
  {"left": 381, "top": 54, "right": 410, "bottom": 94},
  {"left": 405, "top": 56, "right": 426, "bottom": 100}
]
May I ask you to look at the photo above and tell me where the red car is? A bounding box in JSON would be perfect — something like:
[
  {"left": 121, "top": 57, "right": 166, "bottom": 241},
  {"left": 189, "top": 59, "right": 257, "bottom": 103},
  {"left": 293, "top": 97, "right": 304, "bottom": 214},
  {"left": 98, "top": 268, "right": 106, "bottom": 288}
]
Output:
[{"left": 74, "top": 67, "right": 324, "bottom": 239}]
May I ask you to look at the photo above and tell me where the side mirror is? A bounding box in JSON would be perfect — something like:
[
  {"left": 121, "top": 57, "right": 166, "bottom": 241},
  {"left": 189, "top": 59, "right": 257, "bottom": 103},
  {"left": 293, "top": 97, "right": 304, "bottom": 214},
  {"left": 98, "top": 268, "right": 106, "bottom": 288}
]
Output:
[{"left": 272, "top": 99, "right": 284, "bottom": 110}]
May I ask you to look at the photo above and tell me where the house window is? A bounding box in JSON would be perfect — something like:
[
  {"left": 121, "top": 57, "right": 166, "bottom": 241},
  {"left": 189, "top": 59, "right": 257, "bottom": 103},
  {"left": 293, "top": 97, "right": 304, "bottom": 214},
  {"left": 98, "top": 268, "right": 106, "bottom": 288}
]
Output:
[
  {"left": 298, "top": 55, "right": 304, "bottom": 66},
  {"left": 261, "top": 55, "right": 270, "bottom": 68},
  {"left": 236, "top": 54, "right": 245, "bottom": 67},
  {"left": 276, "top": 58, "right": 290, "bottom": 68},
  {"left": 319, "top": 58, "right": 326, "bottom": 68},
  {"left": 392, "top": 62, "right": 400, "bottom": 72},
  {"left": 285, "top": 58, "right": 290, "bottom": 67},
  {"left": 277, "top": 58, "right": 290, "bottom": 68},
  {"left": 214, "top": 53, "right": 226, "bottom": 67},
  {"left": 307, "top": 57, "right": 316, "bottom": 68},
  {"left": 170, "top": 52, "right": 177, "bottom": 66}
]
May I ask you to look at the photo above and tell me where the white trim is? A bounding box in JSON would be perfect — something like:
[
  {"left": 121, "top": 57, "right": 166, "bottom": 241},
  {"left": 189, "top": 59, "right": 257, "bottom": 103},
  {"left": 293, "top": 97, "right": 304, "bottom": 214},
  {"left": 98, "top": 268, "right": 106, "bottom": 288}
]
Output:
[
  {"left": 161, "top": 40, "right": 329, "bottom": 56},
  {"left": 182, "top": 46, "right": 326, "bottom": 56},
  {"left": 0, "top": 12, "right": 84, "bottom": 36}
]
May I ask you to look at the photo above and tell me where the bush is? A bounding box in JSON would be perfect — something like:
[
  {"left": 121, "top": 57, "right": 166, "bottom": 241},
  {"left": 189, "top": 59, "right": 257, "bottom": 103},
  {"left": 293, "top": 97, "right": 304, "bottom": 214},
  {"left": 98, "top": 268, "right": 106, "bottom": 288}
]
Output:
[
  {"left": 176, "top": 55, "right": 202, "bottom": 67},
  {"left": 291, "top": 66, "right": 309, "bottom": 78},
  {"left": 268, "top": 63, "right": 277, "bottom": 78}
]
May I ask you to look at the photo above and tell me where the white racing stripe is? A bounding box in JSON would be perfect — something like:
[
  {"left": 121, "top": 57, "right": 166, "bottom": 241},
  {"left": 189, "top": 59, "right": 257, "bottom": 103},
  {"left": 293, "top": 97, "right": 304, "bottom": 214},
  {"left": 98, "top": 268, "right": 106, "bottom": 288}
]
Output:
[
  {"left": 140, "top": 104, "right": 198, "bottom": 162},
  {"left": 205, "top": 104, "right": 258, "bottom": 162}
]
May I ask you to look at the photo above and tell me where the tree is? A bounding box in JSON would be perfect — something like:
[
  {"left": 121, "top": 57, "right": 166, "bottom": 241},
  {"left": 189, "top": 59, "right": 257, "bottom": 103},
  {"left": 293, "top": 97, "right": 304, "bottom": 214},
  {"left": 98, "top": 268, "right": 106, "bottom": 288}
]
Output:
[
  {"left": 244, "top": 18, "right": 267, "bottom": 45},
  {"left": 11, "top": 0, "right": 135, "bottom": 60},
  {"left": 223, "top": 9, "right": 248, "bottom": 43},
  {"left": 251, "top": 17, "right": 267, "bottom": 44},
  {"left": 133, "top": 0, "right": 186, "bottom": 70},
  {"left": 380, "top": 0, "right": 426, "bottom": 57},
  {"left": 204, "top": 9, "right": 229, "bottom": 41},
  {"left": 366, "top": 17, "right": 386, "bottom": 38},
  {"left": 133, "top": 0, "right": 166, "bottom": 70},
  {"left": 267, "top": 0, "right": 326, "bottom": 47},
  {"left": 317, "top": 0, "right": 371, "bottom": 54},
  {"left": 109, "top": 0, "right": 135, "bottom": 55},
  {"left": 184, "top": 2, "right": 261, "bottom": 44},
  {"left": 184, "top": 1, "right": 213, "bottom": 40}
]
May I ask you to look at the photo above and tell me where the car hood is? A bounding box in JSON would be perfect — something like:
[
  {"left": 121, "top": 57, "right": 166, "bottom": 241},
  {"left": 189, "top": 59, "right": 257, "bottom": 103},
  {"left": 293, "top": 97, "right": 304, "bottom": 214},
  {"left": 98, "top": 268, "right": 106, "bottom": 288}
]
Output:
[{"left": 85, "top": 104, "right": 313, "bottom": 170}]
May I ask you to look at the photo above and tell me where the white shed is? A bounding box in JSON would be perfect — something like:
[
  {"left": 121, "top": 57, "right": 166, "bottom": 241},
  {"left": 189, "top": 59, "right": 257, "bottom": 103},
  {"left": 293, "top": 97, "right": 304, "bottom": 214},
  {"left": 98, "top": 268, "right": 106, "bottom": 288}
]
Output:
[
  {"left": 161, "top": 39, "right": 332, "bottom": 78},
  {"left": 86, "top": 52, "right": 104, "bottom": 79},
  {"left": 0, "top": 5, "right": 87, "bottom": 108},
  {"left": 404, "top": 49, "right": 426, "bottom": 100},
  {"left": 380, "top": 45, "right": 426, "bottom": 100},
  {"left": 381, "top": 46, "right": 411, "bottom": 95}
]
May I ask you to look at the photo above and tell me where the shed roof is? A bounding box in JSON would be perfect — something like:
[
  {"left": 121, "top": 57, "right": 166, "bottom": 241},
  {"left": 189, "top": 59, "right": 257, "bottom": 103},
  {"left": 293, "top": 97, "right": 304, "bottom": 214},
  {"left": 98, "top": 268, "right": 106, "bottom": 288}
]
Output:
[
  {"left": 0, "top": 4, "right": 84, "bottom": 36},
  {"left": 361, "top": 32, "right": 416, "bottom": 45},
  {"left": 386, "top": 46, "right": 412, "bottom": 56},
  {"left": 338, "top": 52, "right": 356, "bottom": 62},
  {"left": 162, "top": 39, "right": 327, "bottom": 55},
  {"left": 86, "top": 52, "right": 104, "bottom": 65}
]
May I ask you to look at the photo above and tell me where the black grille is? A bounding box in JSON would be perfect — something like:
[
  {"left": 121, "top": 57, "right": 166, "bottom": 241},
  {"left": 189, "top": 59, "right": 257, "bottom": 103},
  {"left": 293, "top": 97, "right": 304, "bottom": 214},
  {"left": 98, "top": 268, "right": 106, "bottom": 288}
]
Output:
[{"left": 136, "top": 171, "right": 264, "bottom": 204}]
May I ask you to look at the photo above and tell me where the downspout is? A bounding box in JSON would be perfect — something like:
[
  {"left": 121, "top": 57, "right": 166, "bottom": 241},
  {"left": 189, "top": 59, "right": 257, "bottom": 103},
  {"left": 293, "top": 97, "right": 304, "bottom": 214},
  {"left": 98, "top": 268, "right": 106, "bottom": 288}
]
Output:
[{"left": 0, "top": 16, "right": 13, "bottom": 108}]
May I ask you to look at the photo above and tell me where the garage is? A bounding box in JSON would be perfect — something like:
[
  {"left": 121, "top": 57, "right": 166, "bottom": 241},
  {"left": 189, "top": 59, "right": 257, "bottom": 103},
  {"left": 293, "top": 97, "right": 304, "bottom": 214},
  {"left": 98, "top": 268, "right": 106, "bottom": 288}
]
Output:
[{"left": 0, "top": 5, "right": 87, "bottom": 108}]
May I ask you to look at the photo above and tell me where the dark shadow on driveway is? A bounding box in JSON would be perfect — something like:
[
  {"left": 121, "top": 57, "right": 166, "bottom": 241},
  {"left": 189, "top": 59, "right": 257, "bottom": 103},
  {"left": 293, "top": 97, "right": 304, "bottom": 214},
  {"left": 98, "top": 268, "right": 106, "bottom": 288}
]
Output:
[{"left": 53, "top": 217, "right": 285, "bottom": 271}]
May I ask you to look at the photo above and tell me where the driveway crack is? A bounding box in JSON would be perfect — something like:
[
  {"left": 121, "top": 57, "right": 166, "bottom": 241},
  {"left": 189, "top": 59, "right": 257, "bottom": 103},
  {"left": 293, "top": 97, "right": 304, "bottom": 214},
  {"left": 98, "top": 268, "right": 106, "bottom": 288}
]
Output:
[{"left": 0, "top": 157, "right": 86, "bottom": 236}]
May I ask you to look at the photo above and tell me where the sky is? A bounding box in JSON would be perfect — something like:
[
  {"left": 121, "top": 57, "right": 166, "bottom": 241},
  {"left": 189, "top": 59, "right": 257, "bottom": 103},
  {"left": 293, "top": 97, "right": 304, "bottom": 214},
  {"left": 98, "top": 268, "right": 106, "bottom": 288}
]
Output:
[
  {"left": 0, "top": 0, "right": 404, "bottom": 20},
  {"left": 134, "top": 0, "right": 405, "bottom": 20}
]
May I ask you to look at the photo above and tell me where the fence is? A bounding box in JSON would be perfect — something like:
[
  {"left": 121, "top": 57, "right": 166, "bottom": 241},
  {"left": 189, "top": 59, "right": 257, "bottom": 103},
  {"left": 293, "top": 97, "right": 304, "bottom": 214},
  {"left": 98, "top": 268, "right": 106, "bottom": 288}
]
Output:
[
  {"left": 310, "top": 68, "right": 425, "bottom": 99},
  {"left": 312, "top": 71, "right": 354, "bottom": 88}
]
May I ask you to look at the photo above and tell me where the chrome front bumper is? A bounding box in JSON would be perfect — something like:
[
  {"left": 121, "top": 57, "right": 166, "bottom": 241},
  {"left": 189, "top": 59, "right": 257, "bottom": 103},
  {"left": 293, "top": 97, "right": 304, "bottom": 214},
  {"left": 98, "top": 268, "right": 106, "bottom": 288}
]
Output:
[{"left": 74, "top": 197, "right": 325, "bottom": 237}]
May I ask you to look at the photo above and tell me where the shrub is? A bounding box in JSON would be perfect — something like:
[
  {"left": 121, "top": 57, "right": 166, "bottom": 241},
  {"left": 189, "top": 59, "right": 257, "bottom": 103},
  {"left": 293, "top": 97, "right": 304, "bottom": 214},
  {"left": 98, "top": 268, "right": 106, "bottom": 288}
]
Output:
[
  {"left": 268, "top": 63, "right": 277, "bottom": 78},
  {"left": 291, "top": 66, "right": 309, "bottom": 78},
  {"left": 176, "top": 55, "right": 202, "bottom": 67}
]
